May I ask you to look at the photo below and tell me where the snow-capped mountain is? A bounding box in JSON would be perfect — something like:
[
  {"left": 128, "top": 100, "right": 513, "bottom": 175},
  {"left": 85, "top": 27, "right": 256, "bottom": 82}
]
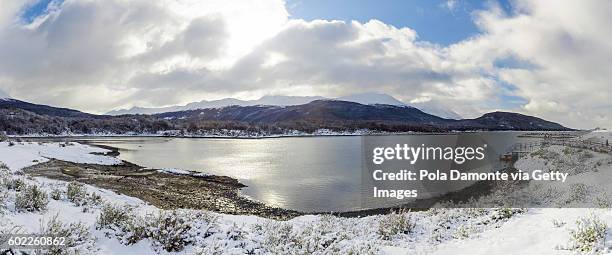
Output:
[
  {"left": 106, "top": 92, "right": 461, "bottom": 119},
  {"left": 107, "top": 96, "right": 326, "bottom": 115},
  {"left": 335, "top": 93, "right": 462, "bottom": 119}
]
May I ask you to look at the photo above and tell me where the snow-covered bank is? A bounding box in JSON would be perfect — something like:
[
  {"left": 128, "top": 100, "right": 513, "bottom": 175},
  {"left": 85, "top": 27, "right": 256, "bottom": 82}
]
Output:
[
  {"left": 432, "top": 143, "right": 612, "bottom": 254},
  {"left": 1, "top": 140, "right": 612, "bottom": 254},
  {"left": 433, "top": 208, "right": 612, "bottom": 255},
  {"left": 0, "top": 142, "right": 121, "bottom": 172}
]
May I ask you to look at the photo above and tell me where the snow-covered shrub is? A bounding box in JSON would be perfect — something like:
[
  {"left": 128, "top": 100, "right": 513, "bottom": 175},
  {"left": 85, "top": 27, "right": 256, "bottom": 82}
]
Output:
[
  {"left": 566, "top": 183, "right": 588, "bottom": 204},
  {"left": 568, "top": 214, "right": 607, "bottom": 253},
  {"left": 194, "top": 240, "right": 225, "bottom": 255},
  {"left": 86, "top": 192, "right": 103, "bottom": 206},
  {"left": 98, "top": 208, "right": 216, "bottom": 253},
  {"left": 0, "top": 164, "right": 8, "bottom": 214},
  {"left": 96, "top": 203, "right": 146, "bottom": 245},
  {"left": 202, "top": 223, "right": 253, "bottom": 254},
  {"left": 428, "top": 208, "right": 482, "bottom": 243},
  {"left": 6, "top": 178, "right": 26, "bottom": 191},
  {"left": 66, "top": 182, "right": 87, "bottom": 204},
  {"left": 490, "top": 208, "right": 525, "bottom": 221},
  {"left": 39, "top": 214, "right": 98, "bottom": 255},
  {"left": 144, "top": 210, "right": 194, "bottom": 252},
  {"left": 292, "top": 214, "right": 354, "bottom": 254},
  {"left": 594, "top": 193, "right": 612, "bottom": 208},
  {"left": 96, "top": 203, "right": 134, "bottom": 233},
  {"left": 464, "top": 208, "right": 488, "bottom": 218},
  {"left": 523, "top": 183, "right": 560, "bottom": 206},
  {"left": 15, "top": 184, "right": 49, "bottom": 212},
  {"left": 79, "top": 193, "right": 104, "bottom": 213},
  {"left": 378, "top": 210, "right": 415, "bottom": 240},
  {"left": 452, "top": 224, "right": 473, "bottom": 239},
  {"left": 250, "top": 215, "right": 379, "bottom": 255},
  {"left": 0, "top": 221, "right": 24, "bottom": 250},
  {"left": 258, "top": 221, "right": 295, "bottom": 253},
  {"left": 338, "top": 242, "right": 379, "bottom": 255},
  {"left": 0, "top": 190, "right": 6, "bottom": 214},
  {"left": 50, "top": 188, "right": 63, "bottom": 200},
  {"left": 297, "top": 215, "right": 340, "bottom": 252}
]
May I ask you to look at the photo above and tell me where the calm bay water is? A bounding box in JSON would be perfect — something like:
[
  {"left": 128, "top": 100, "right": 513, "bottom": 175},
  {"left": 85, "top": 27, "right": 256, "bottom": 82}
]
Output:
[
  {"left": 86, "top": 136, "right": 363, "bottom": 212},
  {"left": 73, "top": 133, "right": 531, "bottom": 212}
]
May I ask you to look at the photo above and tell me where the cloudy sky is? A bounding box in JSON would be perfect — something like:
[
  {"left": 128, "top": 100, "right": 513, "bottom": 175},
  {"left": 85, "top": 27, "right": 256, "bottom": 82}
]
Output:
[{"left": 0, "top": 0, "right": 610, "bottom": 129}]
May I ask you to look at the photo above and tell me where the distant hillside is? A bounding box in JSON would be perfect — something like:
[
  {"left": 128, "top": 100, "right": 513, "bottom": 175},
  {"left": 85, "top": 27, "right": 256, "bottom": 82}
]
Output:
[
  {"left": 156, "top": 100, "right": 444, "bottom": 123},
  {"left": 106, "top": 93, "right": 462, "bottom": 119},
  {"left": 457, "top": 112, "right": 570, "bottom": 131},
  {"left": 0, "top": 99, "right": 93, "bottom": 118},
  {"left": 107, "top": 95, "right": 326, "bottom": 115},
  {"left": 0, "top": 97, "right": 572, "bottom": 135},
  {"left": 156, "top": 100, "right": 570, "bottom": 131}
]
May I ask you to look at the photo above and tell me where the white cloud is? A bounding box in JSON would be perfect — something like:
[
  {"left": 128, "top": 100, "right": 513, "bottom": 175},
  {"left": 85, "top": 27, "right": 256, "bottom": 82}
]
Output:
[
  {"left": 0, "top": 0, "right": 288, "bottom": 109},
  {"left": 0, "top": 0, "right": 610, "bottom": 129},
  {"left": 442, "top": 0, "right": 459, "bottom": 11},
  {"left": 459, "top": 0, "right": 612, "bottom": 129}
]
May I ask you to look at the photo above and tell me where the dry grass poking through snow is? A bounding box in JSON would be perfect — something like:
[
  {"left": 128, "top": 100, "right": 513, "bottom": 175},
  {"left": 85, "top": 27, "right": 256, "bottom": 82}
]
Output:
[
  {"left": 567, "top": 213, "right": 608, "bottom": 253},
  {"left": 14, "top": 184, "right": 49, "bottom": 212}
]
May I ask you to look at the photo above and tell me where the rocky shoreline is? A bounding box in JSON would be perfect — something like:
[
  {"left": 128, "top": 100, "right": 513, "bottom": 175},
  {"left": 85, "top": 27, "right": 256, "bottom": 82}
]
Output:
[{"left": 24, "top": 156, "right": 302, "bottom": 220}]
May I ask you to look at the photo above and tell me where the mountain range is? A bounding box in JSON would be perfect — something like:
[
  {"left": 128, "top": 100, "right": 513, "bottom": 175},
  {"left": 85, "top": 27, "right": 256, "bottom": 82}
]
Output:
[
  {"left": 155, "top": 100, "right": 569, "bottom": 131},
  {"left": 107, "top": 93, "right": 463, "bottom": 120},
  {"left": 0, "top": 93, "right": 572, "bottom": 136}
]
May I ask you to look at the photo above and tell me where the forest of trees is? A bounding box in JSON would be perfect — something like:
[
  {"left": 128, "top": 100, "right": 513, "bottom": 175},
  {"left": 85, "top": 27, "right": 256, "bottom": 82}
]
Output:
[{"left": 0, "top": 108, "right": 443, "bottom": 136}]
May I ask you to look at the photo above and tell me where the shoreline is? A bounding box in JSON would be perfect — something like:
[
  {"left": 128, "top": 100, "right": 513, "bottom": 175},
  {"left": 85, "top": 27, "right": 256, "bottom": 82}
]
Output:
[
  {"left": 7, "top": 129, "right": 583, "bottom": 140},
  {"left": 23, "top": 156, "right": 510, "bottom": 219},
  {"left": 24, "top": 158, "right": 303, "bottom": 220}
]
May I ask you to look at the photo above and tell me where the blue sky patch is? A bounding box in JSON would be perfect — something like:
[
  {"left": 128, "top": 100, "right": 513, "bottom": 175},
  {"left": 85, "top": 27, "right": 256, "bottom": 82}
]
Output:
[
  {"left": 287, "top": 0, "right": 513, "bottom": 46},
  {"left": 21, "top": 0, "right": 61, "bottom": 23}
]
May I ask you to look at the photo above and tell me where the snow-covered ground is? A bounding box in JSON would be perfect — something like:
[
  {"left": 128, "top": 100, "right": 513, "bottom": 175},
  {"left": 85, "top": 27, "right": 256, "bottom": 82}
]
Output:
[
  {"left": 0, "top": 142, "right": 121, "bottom": 172},
  {"left": 433, "top": 208, "right": 612, "bottom": 255},
  {"left": 432, "top": 144, "right": 612, "bottom": 255},
  {"left": 1, "top": 140, "right": 612, "bottom": 254}
]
